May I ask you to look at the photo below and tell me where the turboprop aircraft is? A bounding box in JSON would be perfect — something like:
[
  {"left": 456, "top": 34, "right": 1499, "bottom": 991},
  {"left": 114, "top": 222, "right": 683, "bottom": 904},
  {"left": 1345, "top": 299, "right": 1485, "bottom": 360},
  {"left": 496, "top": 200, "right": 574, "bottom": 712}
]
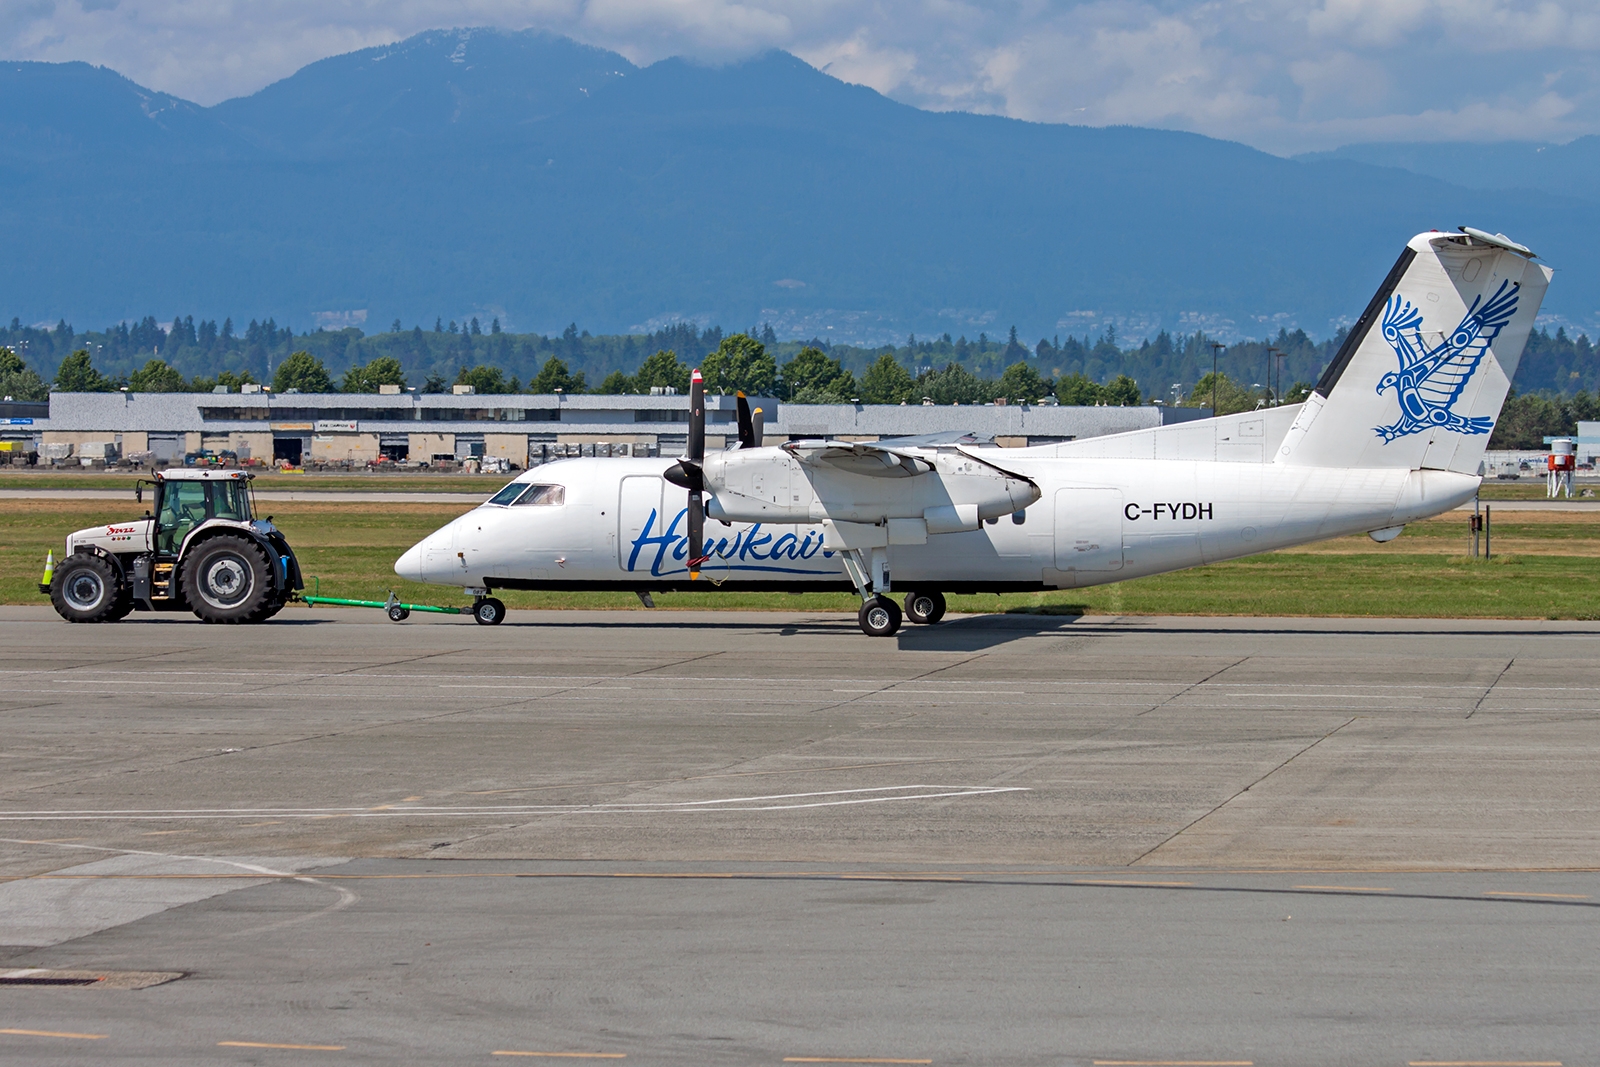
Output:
[{"left": 397, "top": 227, "right": 1551, "bottom": 636}]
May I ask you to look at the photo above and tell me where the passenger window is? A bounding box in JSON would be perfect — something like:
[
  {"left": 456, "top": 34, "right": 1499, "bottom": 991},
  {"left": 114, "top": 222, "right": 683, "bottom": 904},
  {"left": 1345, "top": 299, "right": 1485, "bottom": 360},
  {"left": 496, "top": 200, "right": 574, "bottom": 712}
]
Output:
[
  {"left": 489, "top": 482, "right": 527, "bottom": 506},
  {"left": 514, "top": 484, "right": 565, "bottom": 506}
]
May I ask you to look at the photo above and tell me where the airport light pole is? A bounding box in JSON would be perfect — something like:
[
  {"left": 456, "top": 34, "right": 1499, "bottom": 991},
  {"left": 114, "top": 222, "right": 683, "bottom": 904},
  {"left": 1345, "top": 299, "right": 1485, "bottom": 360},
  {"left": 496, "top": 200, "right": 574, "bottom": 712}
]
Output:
[{"left": 1265, "top": 347, "right": 1278, "bottom": 405}]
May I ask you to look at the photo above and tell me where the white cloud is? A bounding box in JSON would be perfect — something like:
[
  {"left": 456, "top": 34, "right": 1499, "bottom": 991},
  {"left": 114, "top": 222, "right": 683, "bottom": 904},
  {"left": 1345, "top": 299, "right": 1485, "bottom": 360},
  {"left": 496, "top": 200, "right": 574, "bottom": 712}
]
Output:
[
  {"left": 796, "top": 30, "right": 918, "bottom": 96},
  {"left": 0, "top": 0, "right": 1597, "bottom": 152}
]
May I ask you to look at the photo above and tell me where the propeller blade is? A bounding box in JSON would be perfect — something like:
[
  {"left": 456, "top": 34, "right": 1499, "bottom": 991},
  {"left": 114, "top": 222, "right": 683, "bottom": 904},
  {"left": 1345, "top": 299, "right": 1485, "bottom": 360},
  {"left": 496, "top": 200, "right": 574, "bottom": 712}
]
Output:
[
  {"left": 750, "top": 405, "right": 764, "bottom": 449},
  {"left": 681, "top": 370, "right": 707, "bottom": 578},
  {"left": 736, "top": 391, "right": 754, "bottom": 449},
  {"left": 687, "top": 489, "right": 706, "bottom": 579},
  {"left": 687, "top": 369, "right": 705, "bottom": 464}
]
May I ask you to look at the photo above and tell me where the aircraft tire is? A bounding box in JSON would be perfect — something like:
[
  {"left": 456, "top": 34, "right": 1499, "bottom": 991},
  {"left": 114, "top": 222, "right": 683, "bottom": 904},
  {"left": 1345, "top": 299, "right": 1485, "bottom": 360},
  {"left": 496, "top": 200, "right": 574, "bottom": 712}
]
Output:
[
  {"left": 904, "top": 590, "right": 946, "bottom": 625},
  {"left": 50, "top": 554, "right": 127, "bottom": 623},
  {"left": 474, "top": 597, "right": 506, "bottom": 626},
  {"left": 182, "top": 535, "right": 273, "bottom": 624},
  {"left": 858, "top": 596, "right": 901, "bottom": 637}
]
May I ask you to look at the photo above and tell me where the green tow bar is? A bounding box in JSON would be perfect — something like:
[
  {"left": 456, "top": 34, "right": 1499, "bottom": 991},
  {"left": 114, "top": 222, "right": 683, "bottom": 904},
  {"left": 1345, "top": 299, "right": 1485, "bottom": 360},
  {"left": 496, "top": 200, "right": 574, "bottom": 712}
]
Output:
[{"left": 295, "top": 578, "right": 468, "bottom": 621}]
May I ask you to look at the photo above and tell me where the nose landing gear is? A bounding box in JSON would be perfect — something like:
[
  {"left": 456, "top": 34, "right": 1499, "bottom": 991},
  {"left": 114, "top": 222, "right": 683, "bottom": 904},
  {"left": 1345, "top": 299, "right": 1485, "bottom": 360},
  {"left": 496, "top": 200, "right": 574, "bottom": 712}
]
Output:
[{"left": 473, "top": 597, "right": 507, "bottom": 625}]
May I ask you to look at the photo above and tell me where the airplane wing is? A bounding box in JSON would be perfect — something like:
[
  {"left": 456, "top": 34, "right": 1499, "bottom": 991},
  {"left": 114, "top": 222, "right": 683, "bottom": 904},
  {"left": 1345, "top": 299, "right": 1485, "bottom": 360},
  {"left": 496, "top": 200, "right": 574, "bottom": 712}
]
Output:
[
  {"left": 781, "top": 433, "right": 998, "bottom": 477},
  {"left": 781, "top": 439, "right": 937, "bottom": 478},
  {"left": 777, "top": 433, "right": 1039, "bottom": 488}
]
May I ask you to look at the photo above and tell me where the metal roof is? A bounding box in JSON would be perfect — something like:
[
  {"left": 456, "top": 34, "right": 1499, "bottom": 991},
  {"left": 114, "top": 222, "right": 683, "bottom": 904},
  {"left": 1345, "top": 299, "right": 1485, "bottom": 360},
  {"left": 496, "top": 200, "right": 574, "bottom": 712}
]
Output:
[{"left": 34, "top": 391, "right": 1202, "bottom": 439}]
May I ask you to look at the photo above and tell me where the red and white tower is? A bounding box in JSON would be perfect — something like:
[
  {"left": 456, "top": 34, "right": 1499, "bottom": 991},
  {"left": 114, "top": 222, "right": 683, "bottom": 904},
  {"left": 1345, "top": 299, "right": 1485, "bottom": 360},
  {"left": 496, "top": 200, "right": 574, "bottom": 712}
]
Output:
[{"left": 1548, "top": 438, "right": 1576, "bottom": 499}]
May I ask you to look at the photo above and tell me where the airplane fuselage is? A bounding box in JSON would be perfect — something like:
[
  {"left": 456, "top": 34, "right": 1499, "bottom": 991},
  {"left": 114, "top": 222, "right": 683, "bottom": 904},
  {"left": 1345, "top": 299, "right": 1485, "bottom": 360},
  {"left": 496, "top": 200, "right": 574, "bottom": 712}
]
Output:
[{"left": 396, "top": 454, "right": 1478, "bottom": 594}]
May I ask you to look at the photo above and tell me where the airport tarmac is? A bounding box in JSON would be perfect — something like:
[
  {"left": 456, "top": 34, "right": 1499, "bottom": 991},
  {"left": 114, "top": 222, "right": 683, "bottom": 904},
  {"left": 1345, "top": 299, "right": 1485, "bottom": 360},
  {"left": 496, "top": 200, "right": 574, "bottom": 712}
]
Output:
[{"left": 2, "top": 606, "right": 1598, "bottom": 1064}]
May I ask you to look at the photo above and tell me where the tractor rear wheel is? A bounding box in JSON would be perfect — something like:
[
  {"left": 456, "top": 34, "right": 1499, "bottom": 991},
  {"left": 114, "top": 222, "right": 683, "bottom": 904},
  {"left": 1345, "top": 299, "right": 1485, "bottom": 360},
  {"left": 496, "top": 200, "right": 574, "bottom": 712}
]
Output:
[
  {"left": 182, "top": 536, "right": 273, "bottom": 624},
  {"left": 50, "top": 554, "right": 128, "bottom": 623},
  {"left": 250, "top": 594, "right": 289, "bottom": 623}
]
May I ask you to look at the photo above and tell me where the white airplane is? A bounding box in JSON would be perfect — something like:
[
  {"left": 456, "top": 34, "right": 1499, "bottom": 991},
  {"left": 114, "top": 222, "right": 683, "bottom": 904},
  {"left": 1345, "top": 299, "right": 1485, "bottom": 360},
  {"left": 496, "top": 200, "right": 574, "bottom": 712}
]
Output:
[{"left": 397, "top": 227, "right": 1551, "bottom": 636}]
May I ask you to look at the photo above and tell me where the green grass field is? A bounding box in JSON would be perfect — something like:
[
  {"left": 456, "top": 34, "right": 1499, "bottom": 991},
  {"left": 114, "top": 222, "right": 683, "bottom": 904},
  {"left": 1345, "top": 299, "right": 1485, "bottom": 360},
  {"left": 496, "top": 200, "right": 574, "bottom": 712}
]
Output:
[
  {"left": 1477, "top": 480, "right": 1598, "bottom": 500},
  {"left": 6, "top": 498, "right": 1600, "bottom": 618}
]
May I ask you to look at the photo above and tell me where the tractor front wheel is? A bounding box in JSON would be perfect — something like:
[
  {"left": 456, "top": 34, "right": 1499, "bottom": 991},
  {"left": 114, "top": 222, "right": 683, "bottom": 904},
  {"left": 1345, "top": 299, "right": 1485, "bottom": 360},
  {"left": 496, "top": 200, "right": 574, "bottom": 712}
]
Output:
[
  {"left": 50, "top": 554, "right": 130, "bottom": 623},
  {"left": 182, "top": 536, "right": 273, "bottom": 624}
]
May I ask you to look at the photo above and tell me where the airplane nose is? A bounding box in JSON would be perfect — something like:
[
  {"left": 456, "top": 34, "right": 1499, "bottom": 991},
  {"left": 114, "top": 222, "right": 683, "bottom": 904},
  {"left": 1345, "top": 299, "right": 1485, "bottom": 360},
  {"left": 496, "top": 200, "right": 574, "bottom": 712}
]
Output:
[{"left": 395, "top": 541, "right": 424, "bottom": 582}]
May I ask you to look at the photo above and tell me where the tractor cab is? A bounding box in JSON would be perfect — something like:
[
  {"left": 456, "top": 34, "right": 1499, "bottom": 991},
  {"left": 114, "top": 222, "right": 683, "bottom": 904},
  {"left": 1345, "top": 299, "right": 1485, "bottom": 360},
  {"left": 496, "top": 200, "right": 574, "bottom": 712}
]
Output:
[{"left": 145, "top": 470, "right": 256, "bottom": 556}]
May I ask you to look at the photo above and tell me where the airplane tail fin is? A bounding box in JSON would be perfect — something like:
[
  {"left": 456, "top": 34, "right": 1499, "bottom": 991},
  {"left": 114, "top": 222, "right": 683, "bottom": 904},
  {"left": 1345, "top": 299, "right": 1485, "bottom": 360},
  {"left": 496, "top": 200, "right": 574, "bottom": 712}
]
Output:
[{"left": 1278, "top": 229, "right": 1551, "bottom": 473}]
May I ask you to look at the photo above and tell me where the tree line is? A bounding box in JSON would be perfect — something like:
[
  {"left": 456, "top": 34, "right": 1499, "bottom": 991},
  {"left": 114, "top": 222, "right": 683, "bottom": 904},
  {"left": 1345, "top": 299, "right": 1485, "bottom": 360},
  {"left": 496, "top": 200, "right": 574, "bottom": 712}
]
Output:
[
  {"left": 0, "top": 336, "right": 1147, "bottom": 409},
  {"left": 0, "top": 315, "right": 1332, "bottom": 406},
  {"left": 3, "top": 314, "right": 1595, "bottom": 440}
]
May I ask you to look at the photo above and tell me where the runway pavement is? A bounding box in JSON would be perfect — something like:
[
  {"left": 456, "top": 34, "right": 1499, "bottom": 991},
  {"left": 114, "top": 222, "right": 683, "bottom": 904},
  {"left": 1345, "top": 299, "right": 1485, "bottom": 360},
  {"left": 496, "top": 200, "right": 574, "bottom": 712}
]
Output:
[{"left": 2, "top": 606, "right": 1597, "bottom": 1064}]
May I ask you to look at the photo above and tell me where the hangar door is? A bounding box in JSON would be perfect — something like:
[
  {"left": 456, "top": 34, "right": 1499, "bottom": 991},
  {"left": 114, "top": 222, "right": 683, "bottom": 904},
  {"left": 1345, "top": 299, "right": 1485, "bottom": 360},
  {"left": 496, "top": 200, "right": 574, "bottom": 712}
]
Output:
[{"left": 1053, "top": 488, "right": 1124, "bottom": 571}]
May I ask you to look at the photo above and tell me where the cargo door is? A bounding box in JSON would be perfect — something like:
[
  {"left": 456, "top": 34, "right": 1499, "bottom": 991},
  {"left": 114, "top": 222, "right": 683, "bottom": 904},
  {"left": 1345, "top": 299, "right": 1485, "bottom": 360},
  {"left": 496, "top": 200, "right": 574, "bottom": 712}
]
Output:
[
  {"left": 1053, "top": 488, "right": 1124, "bottom": 571},
  {"left": 618, "top": 476, "right": 665, "bottom": 571}
]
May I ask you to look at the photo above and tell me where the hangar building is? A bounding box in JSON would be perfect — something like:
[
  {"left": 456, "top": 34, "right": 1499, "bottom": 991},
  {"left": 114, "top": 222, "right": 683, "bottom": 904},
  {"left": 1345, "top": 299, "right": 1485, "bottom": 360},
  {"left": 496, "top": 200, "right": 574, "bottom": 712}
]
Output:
[{"left": 14, "top": 391, "right": 1206, "bottom": 467}]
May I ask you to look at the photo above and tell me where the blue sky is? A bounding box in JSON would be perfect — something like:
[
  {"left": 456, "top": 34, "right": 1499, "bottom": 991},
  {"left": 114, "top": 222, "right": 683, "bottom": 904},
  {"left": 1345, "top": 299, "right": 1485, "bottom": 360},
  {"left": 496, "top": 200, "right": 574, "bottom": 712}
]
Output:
[{"left": 4, "top": 0, "right": 1597, "bottom": 153}]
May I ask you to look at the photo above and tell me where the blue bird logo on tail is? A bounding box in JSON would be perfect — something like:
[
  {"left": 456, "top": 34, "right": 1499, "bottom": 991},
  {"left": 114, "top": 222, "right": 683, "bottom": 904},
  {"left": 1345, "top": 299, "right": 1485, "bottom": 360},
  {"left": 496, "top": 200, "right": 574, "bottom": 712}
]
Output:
[{"left": 1373, "top": 279, "right": 1519, "bottom": 443}]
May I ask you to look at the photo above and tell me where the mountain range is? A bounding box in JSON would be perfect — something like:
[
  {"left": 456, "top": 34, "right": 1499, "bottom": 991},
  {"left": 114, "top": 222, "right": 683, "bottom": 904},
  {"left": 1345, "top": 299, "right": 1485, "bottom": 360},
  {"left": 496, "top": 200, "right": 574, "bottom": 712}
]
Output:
[
  {"left": 1296, "top": 139, "right": 1600, "bottom": 205},
  {"left": 3, "top": 28, "right": 1596, "bottom": 345}
]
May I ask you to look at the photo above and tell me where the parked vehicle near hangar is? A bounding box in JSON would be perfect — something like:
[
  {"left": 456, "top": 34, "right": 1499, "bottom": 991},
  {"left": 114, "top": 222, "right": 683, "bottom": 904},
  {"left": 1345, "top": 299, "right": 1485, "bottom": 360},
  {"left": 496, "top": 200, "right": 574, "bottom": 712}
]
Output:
[{"left": 42, "top": 469, "right": 303, "bottom": 623}]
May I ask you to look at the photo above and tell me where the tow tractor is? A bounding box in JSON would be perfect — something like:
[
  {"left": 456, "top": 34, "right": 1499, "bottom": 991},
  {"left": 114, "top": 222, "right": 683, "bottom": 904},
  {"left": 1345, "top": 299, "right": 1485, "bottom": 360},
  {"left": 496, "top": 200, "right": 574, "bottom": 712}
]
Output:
[{"left": 41, "top": 469, "right": 303, "bottom": 623}]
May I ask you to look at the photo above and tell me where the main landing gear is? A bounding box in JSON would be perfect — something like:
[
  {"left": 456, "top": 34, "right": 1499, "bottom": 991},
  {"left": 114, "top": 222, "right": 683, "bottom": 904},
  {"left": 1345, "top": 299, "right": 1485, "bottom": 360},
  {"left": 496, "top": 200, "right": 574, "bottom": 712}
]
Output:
[
  {"left": 855, "top": 591, "right": 947, "bottom": 637},
  {"left": 836, "top": 546, "right": 947, "bottom": 637},
  {"left": 858, "top": 596, "right": 901, "bottom": 637},
  {"left": 903, "top": 590, "right": 946, "bottom": 626}
]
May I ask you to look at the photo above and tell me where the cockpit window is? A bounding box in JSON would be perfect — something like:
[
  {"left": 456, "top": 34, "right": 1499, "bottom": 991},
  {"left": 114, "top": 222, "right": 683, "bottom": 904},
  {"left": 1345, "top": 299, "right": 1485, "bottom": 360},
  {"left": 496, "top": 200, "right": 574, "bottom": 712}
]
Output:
[
  {"left": 513, "top": 484, "right": 565, "bottom": 506},
  {"left": 488, "top": 482, "right": 528, "bottom": 506}
]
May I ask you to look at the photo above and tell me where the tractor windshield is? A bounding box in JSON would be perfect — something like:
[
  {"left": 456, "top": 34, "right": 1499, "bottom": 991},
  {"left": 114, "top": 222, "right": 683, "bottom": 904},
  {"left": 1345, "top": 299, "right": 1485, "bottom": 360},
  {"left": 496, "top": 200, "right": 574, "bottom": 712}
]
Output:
[
  {"left": 210, "top": 479, "right": 251, "bottom": 521},
  {"left": 155, "top": 479, "right": 252, "bottom": 554}
]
